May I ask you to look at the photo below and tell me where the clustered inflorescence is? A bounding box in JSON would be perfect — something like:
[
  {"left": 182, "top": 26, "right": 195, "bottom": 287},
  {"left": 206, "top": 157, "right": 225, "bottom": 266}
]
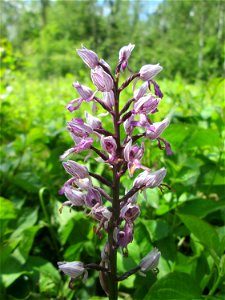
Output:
[{"left": 57, "top": 44, "right": 171, "bottom": 296}]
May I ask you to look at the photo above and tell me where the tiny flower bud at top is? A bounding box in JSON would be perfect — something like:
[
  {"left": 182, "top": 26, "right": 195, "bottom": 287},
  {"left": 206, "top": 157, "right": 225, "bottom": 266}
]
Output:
[
  {"left": 139, "top": 248, "right": 161, "bottom": 272},
  {"left": 91, "top": 66, "right": 114, "bottom": 92},
  {"left": 139, "top": 64, "right": 163, "bottom": 81},
  {"left": 77, "top": 47, "right": 99, "bottom": 69},
  {"left": 119, "top": 43, "right": 135, "bottom": 71},
  {"left": 58, "top": 261, "right": 88, "bottom": 280}
]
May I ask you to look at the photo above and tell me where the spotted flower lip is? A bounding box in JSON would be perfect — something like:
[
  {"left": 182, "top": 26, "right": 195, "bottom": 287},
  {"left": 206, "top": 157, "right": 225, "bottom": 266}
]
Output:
[
  {"left": 120, "top": 203, "right": 140, "bottom": 222},
  {"left": 117, "top": 222, "right": 133, "bottom": 248},
  {"left": 139, "top": 248, "right": 161, "bottom": 272},
  {"left": 58, "top": 261, "right": 88, "bottom": 280},
  {"left": 85, "top": 188, "right": 102, "bottom": 208},
  {"left": 119, "top": 43, "right": 135, "bottom": 71},
  {"left": 77, "top": 46, "right": 99, "bottom": 69},
  {"left": 101, "top": 136, "right": 117, "bottom": 155},
  {"left": 139, "top": 64, "right": 163, "bottom": 81},
  {"left": 91, "top": 66, "right": 114, "bottom": 92}
]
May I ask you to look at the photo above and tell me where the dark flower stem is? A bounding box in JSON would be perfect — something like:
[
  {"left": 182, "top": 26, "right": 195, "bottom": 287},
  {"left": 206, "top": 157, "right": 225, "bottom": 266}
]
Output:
[
  {"left": 84, "top": 263, "right": 109, "bottom": 272},
  {"left": 119, "top": 186, "right": 142, "bottom": 203},
  {"left": 117, "top": 265, "right": 141, "bottom": 281},
  {"left": 118, "top": 73, "right": 139, "bottom": 92},
  {"left": 89, "top": 172, "right": 112, "bottom": 187},
  {"left": 91, "top": 146, "right": 108, "bottom": 161},
  {"left": 119, "top": 98, "right": 134, "bottom": 116},
  {"left": 107, "top": 77, "right": 121, "bottom": 300}
]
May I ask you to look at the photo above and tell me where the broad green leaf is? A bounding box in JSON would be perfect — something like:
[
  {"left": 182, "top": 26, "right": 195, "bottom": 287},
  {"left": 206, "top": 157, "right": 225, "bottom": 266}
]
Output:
[
  {"left": 27, "top": 256, "right": 61, "bottom": 297},
  {"left": 185, "top": 127, "right": 220, "bottom": 149},
  {"left": 12, "top": 225, "right": 43, "bottom": 264},
  {"left": 178, "top": 199, "right": 225, "bottom": 218},
  {"left": 178, "top": 214, "right": 221, "bottom": 255},
  {"left": 141, "top": 219, "right": 169, "bottom": 241},
  {"left": 143, "top": 272, "right": 202, "bottom": 300},
  {"left": 0, "top": 197, "right": 16, "bottom": 220},
  {"left": 11, "top": 207, "right": 39, "bottom": 238},
  {"left": 1, "top": 256, "right": 29, "bottom": 288}
]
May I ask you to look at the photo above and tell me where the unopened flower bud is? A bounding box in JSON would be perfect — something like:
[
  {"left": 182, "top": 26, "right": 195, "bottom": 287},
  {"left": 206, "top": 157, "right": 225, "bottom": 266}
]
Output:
[
  {"left": 133, "top": 168, "right": 167, "bottom": 189},
  {"left": 91, "top": 66, "right": 114, "bottom": 92},
  {"left": 146, "top": 118, "right": 170, "bottom": 139},
  {"left": 58, "top": 261, "right": 88, "bottom": 280},
  {"left": 77, "top": 47, "right": 99, "bottom": 69},
  {"left": 63, "top": 160, "right": 89, "bottom": 179},
  {"left": 139, "top": 248, "right": 161, "bottom": 272},
  {"left": 140, "top": 64, "right": 163, "bottom": 81},
  {"left": 119, "top": 43, "right": 135, "bottom": 71}
]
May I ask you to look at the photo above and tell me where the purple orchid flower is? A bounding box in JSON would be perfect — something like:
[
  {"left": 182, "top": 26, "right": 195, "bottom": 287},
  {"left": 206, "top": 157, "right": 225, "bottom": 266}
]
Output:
[
  {"left": 139, "top": 64, "right": 163, "bottom": 81},
  {"left": 91, "top": 66, "right": 114, "bottom": 92},
  {"left": 133, "top": 95, "right": 160, "bottom": 115},
  {"left": 77, "top": 46, "right": 99, "bottom": 69},
  {"left": 119, "top": 43, "right": 135, "bottom": 71},
  {"left": 133, "top": 168, "right": 167, "bottom": 189}
]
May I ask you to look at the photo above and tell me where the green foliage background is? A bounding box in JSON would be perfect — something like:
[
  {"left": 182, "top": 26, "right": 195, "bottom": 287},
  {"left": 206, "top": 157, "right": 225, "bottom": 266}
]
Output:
[{"left": 0, "top": 0, "right": 224, "bottom": 299}]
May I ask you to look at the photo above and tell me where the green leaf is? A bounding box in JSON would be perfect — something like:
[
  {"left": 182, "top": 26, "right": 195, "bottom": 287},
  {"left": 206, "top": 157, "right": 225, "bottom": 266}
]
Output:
[
  {"left": 0, "top": 197, "right": 16, "bottom": 220},
  {"left": 178, "top": 214, "right": 221, "bottom": 255},
  {"left": 12, "top": 225, "right": 43, "bottom": 264},
  {"left": 27, "top": 256, "right": 61, "bottom": 297},
  {"left": 143, "top": 272, "right": 202, "bottom": 300},
  {"left": 141, "top": 219, "right": 169, "bottom": 241},
  {"left": 11, "top": 207, "right": 39, "bottom": 238},
  {"left": 178, "top": 199, "right": 225, "bottom": 218},
  {"left": 186, "top": 127, "right": 220, "bottom": 149}
]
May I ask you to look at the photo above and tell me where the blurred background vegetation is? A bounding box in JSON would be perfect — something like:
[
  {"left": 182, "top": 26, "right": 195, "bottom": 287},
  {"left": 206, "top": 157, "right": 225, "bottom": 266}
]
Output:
[{"left": 0, "top": 0, "right": 224, "bottom": 299}]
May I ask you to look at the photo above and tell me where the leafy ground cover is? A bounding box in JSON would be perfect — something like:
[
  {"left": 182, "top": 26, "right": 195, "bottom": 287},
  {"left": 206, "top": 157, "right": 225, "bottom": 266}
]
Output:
[{"left": 1, "top": 73, "right": 224, "bottom": 299}]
